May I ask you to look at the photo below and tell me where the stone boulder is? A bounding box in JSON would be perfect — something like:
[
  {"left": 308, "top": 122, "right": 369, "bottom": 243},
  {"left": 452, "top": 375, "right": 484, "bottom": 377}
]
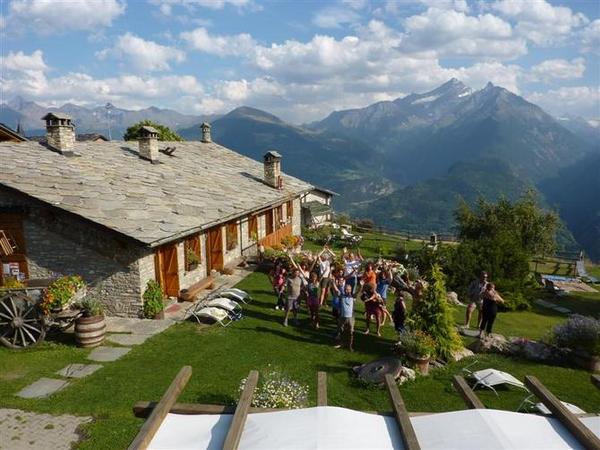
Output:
[
  {"left": 397, "top": 367, "right": 416, "bottom": 385},
  {"left": 451, "top": 347, "right": 475, "bottom": 362},
  {"left": 446, "top": 291, "right": 464, "bottom": 306},
  {"left": 468, "top": 333, "right": 509, "bottom": 354}
]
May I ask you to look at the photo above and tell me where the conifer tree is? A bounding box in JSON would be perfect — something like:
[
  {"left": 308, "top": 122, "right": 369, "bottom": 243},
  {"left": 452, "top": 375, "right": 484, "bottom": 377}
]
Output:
[{"left": 409, "top": 264, "right": 462, "bottom": 360}]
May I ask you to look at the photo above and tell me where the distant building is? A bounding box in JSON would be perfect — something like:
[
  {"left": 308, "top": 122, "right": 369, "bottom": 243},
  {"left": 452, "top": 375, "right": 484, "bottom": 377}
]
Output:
[
  {"left": 301, "top": 187, "right": 337, "bottom": 228},
  {"left": 0, "top": 113, "right": 314, "bottom": 317}
]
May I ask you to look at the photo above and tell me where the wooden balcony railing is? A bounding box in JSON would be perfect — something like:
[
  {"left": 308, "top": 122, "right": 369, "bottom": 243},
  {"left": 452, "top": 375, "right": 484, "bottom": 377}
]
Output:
[{"left": 260, "top": 224, "right": 292, "bottom": 248}]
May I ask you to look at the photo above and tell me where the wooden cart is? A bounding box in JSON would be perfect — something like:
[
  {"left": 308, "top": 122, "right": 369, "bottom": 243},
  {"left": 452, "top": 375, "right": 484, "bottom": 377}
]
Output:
[{"left": 0, "top": 282, "right": 83, "bottom": 349}]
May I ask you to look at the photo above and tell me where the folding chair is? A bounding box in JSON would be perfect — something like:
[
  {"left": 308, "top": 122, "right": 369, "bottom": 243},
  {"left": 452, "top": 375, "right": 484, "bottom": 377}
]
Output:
[
  {"left": 206, "top": 297, "right": 243, "bottom": 320},
  {"left": 189, "top": 306, "right": 233, "bottom": 327},
  {"left": 462, "top": 362, "right": 527, "bottom": 396},
  {"left": 517, "top": 394, "right": 587, "bottom": 415},
  {"left": 220, "top": 288, "right": 252, "bottom": 304}
]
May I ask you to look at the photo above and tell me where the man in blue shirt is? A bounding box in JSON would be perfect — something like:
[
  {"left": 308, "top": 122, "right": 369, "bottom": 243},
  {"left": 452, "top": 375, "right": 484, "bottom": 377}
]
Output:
[{"left": 334, "top": 283, "right": 356, "bottom": 351}]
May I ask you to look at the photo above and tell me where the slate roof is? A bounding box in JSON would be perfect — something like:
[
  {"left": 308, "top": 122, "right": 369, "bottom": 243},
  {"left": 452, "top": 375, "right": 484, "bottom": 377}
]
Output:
[{"left": 0, "top": 140, "right": 313, "bottom": 246}]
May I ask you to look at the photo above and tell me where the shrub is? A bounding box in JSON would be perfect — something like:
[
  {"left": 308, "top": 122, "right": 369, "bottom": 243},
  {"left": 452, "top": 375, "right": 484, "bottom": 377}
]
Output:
[
  {"left": 408, "top": 264, "right": 462, "bottom": 360},
  {"left": 551, "top": 315, "right": 600, "bottom": 356},
  {"left": 239, "top": 370, "right": 308, "bottom": 409},
  {"left": 498, "top": 291, "right": 531, "bottom": 311},
  {"left": 143, "top": 280, "right": 164, "bottom": 318},
  {"left": 0, "top": 277, "right": 25, "bottom": 290},
  {"left": 78, "top": 297, "right": 104, "bottom": 317},
  {"left": 395, "top": 330, "right": 436, "bottom": 358}
]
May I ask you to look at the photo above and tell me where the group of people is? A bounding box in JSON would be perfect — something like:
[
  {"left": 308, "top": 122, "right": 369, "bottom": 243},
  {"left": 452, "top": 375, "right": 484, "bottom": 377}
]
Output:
[
  {"left": 269, "top": 245, "right": 420, "bottom": 351},
  {"left": 465, "top": 271, "right": 505, "bottom": 338}
]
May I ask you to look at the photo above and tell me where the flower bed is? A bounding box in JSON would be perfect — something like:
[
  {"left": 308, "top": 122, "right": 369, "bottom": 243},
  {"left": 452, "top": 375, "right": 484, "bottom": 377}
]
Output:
[{"left": 239, "top": 369, "right": 308, "bottom": 409}]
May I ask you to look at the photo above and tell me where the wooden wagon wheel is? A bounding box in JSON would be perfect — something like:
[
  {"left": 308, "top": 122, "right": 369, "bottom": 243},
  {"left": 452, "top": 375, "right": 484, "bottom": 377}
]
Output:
[{"left": 0, "top": 292, "right": 46, "bottom": 349}]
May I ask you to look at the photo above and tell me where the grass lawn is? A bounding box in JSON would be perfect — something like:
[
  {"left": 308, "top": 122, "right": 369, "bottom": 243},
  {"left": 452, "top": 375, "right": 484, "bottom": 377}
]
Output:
[
  {"left": 303, "top": 231, "right": 427, "bottom": 259},
  {"left": 1, "top": 270, "right": 599, "bottom": 449}
]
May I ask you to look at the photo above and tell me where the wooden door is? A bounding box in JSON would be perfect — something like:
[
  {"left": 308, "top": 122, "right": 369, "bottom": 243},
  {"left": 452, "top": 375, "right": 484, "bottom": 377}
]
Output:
[
  {"left": 156, "top": 243, "right": 180, "bottom": 297},
  {"left": 207, "top": 227, "right": 223, "bottom": 273}
]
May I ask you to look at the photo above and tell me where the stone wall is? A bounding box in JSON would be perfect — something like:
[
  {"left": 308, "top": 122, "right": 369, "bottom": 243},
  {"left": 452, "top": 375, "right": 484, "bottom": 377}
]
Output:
[
  {"left": 292, "top": 198, "right": 302, "bottom": 235},
  {"left": 0, "top": 187, "right": 146, "bottom": 317}
]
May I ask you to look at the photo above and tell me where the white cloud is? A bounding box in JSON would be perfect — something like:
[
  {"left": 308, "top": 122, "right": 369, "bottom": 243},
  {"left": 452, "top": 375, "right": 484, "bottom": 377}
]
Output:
[
  {"left": 150, "top": 0, "right": 259, "bottom": 14},
  {"left": 3, "top": 50, "right": 48, "bottom": 72},
  {"left": 180, "top": 28, "right": 256, "bottom": 56},
  {"left": 96, "top": 33, "right": 185, "bottom": 72},
  {"left": 401, "top": 7, "right": 527, "bottom": 59},
  {"left": 491, "top": 0, "right": 588, "bottom": 46},
  {"left": 312, "top": 7, "right": 360, "bottom": 28},
  {"left": 7, "top": 0, "right": 125, "bottom": 34},
  {"left": 581, "top": 19, "right": 600, "bottom": 55},
  {"left": 1, "top": 52, "right": 203, "bottom": 112},
  {"left": 528, "top": 86, "right": 600, "bottom": 119},
  {"left": 449, "top": 62, "right": 523, "bottom": 93},
  {"left": 419, "top": 0, "right": 469, "bottom": 12},
  {"left": 529, "top": 58, "right": 586, "bottom": 82}
]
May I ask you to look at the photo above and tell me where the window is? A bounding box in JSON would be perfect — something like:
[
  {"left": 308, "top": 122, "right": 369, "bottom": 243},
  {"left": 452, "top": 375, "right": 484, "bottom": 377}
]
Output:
[
  {"left": 226, "top": 221, "right": 238, "bottom": 251},
  {"left": 286, "top": 200, "right": 293, "bottom": 221},
  {"left": 184, "top": 234, "right": 201, "bottom": 271},
  {"left": 248, "top": 215, "right": 258, "bottom": 241},
  {"left": 275, "top": 205, "right": 284, "bottom": 229},
  {"left": 0, "top": 213, "right": 29, "bottom": 284}
]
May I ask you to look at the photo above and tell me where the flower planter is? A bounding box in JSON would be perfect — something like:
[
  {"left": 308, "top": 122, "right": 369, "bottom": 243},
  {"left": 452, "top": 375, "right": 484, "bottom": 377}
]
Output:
[
  {"left": 75, "top": 314, "right": 106, "bottom": 348},
  {"left": 406, "top": 352, "right": 431, "bottom": 375}
]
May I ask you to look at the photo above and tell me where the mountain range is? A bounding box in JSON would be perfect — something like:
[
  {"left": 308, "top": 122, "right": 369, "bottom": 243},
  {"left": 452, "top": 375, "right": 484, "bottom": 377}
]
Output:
[
  {"left": 2, "top": 80, "right": 599, "bottom": 258},
  {"left": 0, "top": 96, "right": 216, "bottom": 139}
]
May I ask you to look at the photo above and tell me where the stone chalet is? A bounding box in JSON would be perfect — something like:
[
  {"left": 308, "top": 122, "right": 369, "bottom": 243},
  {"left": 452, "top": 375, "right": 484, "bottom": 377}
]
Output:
[{"left": 0, "top": 113, "right": 316, "bottom": 317}]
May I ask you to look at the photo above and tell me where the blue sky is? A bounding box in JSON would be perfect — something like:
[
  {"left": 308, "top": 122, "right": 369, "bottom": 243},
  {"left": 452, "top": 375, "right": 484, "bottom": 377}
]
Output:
[{"left": 1, "top": 0, "right": 599, "bottom": 123}]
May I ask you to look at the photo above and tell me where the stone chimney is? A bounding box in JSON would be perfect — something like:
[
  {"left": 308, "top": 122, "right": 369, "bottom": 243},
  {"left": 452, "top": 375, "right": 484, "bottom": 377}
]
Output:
[
  {"left": 42, "top": 112, "right": 75, "bottom": 155},
  {"left": 264, "top": 150, "right": 283, "bottom": 189},
  {"left": 138, "top": 126, "right": 159, "bottom": 163},
  {"left": 200, "top": 122, "right": 211, "bottom": 143}
]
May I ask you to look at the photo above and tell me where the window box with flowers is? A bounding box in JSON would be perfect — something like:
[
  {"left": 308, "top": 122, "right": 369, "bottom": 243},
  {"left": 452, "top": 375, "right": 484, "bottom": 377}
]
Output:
[
  {"left": 184, "top": 235, "right": 201, "bottom": 272},
  {"left": 226, "top": 222, "right": 238, "bottom": 251}
]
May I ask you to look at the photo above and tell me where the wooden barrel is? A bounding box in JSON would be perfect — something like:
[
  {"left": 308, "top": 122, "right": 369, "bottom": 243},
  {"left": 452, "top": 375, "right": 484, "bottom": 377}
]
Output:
[{"left": 75, "top": 315, "right": 106, "bottom": 348}]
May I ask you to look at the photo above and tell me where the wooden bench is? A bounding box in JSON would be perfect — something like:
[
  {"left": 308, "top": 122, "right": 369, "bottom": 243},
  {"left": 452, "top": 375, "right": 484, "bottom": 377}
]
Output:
[{"left": 179, "top": 276, "right": 214, "bottom": 302}]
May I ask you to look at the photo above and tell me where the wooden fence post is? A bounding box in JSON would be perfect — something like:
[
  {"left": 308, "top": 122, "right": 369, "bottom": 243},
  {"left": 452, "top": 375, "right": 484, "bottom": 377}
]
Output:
[
  {"left": 128, "top": 366, "right": 193, "bottom": 450},
  {"left": 385, "top": 374, "right": 421, "bottom": 450},
  {"left": 223, "top": 370, "right": 259, "bottom": 450},
  {"left": 452, "top": 375, "right": 485, "bottom": 409},
  {"left": 525, "top": 376, "right": 600, "bottom": 450}
]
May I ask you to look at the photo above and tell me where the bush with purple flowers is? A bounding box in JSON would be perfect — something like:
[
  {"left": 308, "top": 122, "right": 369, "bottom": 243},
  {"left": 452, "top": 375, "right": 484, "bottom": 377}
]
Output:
[{"left": 551, "top": 315, "right": 600, "bottom": 356}]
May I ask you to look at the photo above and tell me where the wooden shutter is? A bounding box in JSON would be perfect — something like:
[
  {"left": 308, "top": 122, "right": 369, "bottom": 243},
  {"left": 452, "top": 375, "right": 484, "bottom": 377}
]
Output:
[
  {"left": 155, "top": 243, "right": 180, "bottom": 297},
  {"left": 209, "top": 227, "right": 224, "bottom": 271},
  {"left": 286, "top": 200, "right": 293, "bottom": 221},
  {"left": 265, "top": 210, "right": 274, "bottom": 235}
]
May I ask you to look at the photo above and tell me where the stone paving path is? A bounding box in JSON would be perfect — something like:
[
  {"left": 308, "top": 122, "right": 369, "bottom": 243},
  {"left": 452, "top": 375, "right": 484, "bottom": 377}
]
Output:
[
  {"left": 4, "top": 266, "right": 254, "bottom": 447},
  {"left": 534, "top": 299, "right": 572, "bottom": 314},
  {"left": 0, "top": 408, "right": 91, "bottom": 450}
]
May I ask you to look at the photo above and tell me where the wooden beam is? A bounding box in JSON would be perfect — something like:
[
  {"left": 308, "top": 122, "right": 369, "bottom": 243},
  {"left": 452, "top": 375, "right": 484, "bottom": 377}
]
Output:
[
  {"left": 384, "top": 374, "right": 421, "bottom": 450},
  {"left": 128, "top": 366, "right": 192, "bottom": 450},
  {"left": 317, "top": 371, "right": 327, "bottom": 407},
  {"left": 592, "top": 375, "right": 600, "bottom": 390},
  {"left": 223, "top": 370, "right": 259, "bottom": 450},
  {"left": 452, "top": 375, "right": 485, "bottom": 409},
  {"left": 133, "top": 401, "right": 286, "bottom": 417},
  {"left": 525, "top": 376, "right": 600, "bottom": 450}
]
